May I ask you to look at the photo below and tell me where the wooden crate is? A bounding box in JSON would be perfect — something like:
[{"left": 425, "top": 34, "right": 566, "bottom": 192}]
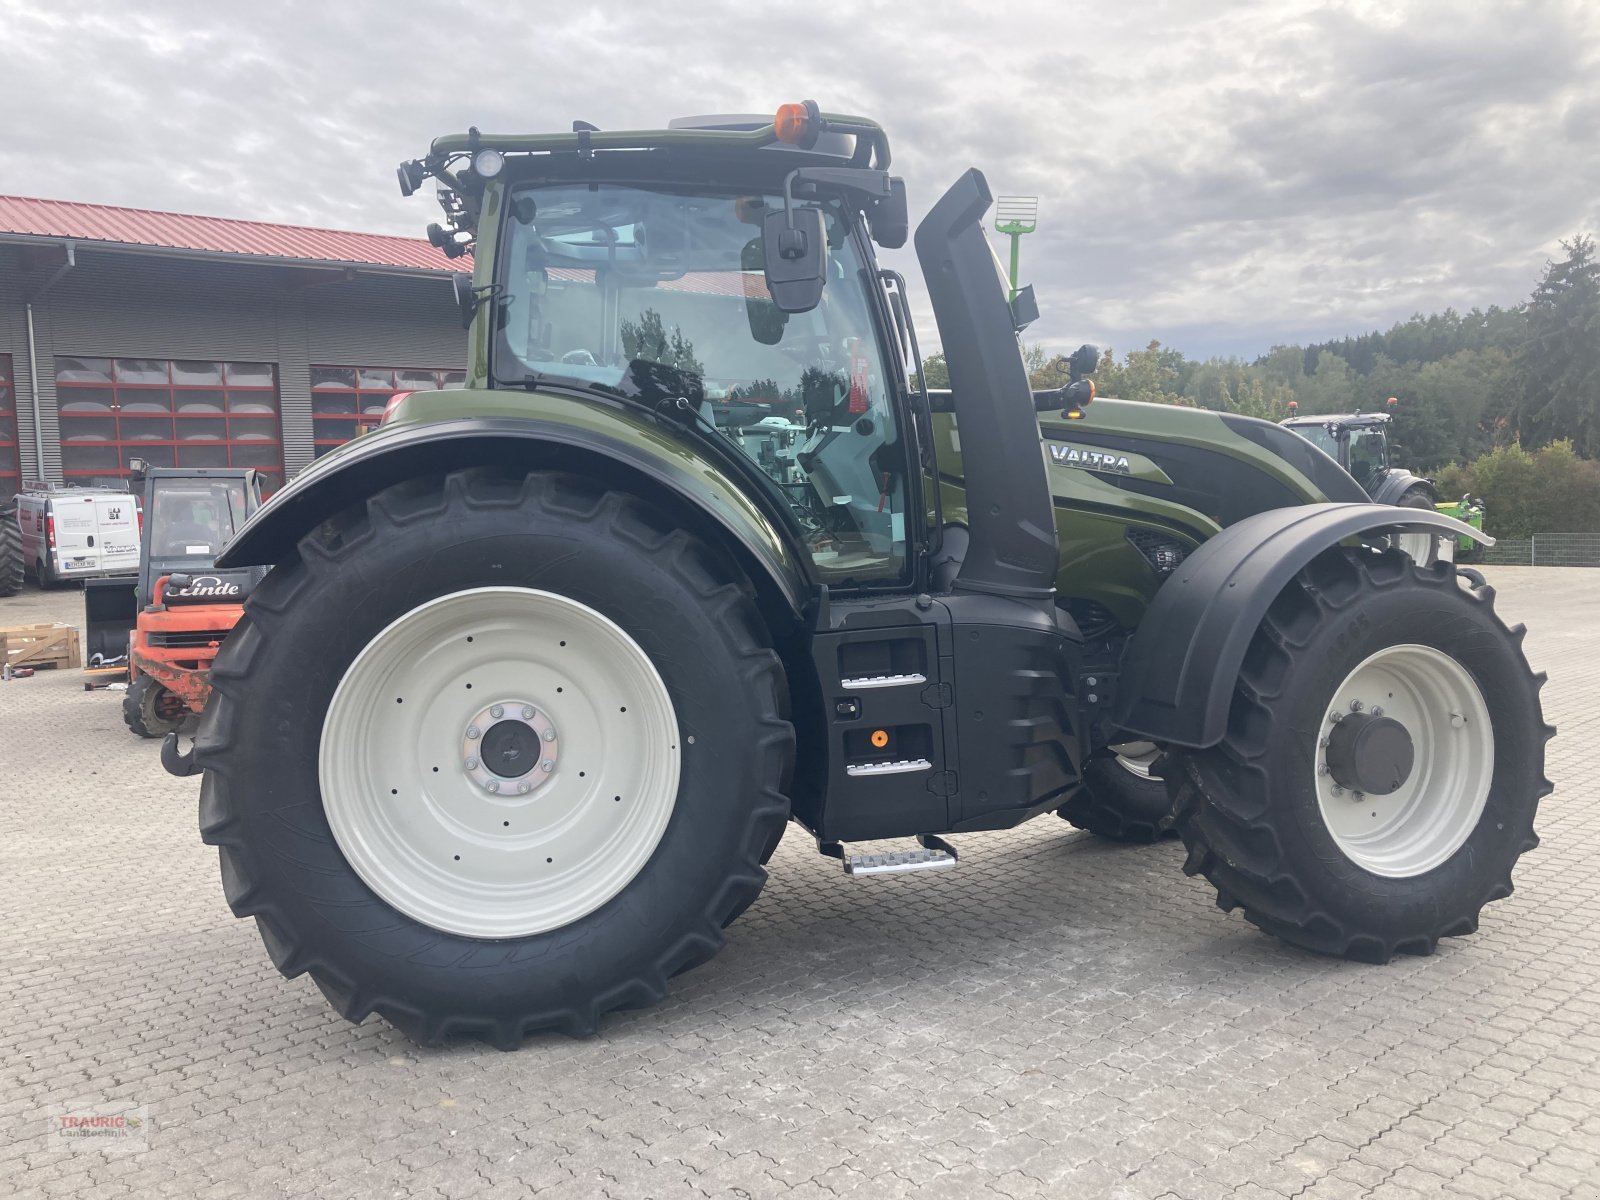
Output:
[{"left": 1, "top": 623, "right": 82, "bottom": 671}]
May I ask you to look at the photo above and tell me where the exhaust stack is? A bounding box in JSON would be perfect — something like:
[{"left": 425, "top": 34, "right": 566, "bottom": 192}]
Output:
[{"left": 914, "top": 169, "right": 1058, "bottom": 598}]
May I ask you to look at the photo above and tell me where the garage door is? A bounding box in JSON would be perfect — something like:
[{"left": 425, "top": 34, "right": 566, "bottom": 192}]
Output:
[{"left": 56, "top": 358, "right": 285, "bottom": 492}]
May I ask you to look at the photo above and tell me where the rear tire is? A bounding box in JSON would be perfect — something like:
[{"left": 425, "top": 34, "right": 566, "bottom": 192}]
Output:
[
  {"left": 124, "top": 675, "right": 188, "bottom": 739},
  {"left": 1057, "top": 747, "right": 1175, "bottom": 843},
  {"left": 195, "top": 468, "right": 794, "bottom": 1046},
  {"left": 0, "top": 510, "right": 22, "bottom": 597},
  {"left": 1164, "top": 547, "right": 1551, "bottom": 963}
]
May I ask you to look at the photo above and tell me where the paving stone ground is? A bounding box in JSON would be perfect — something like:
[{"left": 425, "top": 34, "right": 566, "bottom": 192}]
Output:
[{"left": 1, "top": 566, "right": 1597, "bottom": 1200}]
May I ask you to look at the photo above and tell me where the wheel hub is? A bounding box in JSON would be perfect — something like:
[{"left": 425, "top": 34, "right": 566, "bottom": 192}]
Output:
[
  {"left": 461, "top": 701, "right": 558, "bottom": 794},
  {"left": 1325, "top": 711, "right": 1414, "bottom": 796},
  {"left": 481, "top": 719, "right": 542, "bottom": 778}
]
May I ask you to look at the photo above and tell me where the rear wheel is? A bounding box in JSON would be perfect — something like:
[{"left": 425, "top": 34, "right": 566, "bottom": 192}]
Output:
[
  {"left": 124, "top": 675, "right": 188, "bottom": 738},
  {"left": 0, "top": 510, "right": 22, "bottom": 597},
  {"left": 195, "top": 469, "right": 794, "bottom": 1046},
  {"left": 1164, "top": 547, "right": 1551, "bottom": 962},
  {"left": 1057, "top": 743, "right": 1175, "bottom": 843}
]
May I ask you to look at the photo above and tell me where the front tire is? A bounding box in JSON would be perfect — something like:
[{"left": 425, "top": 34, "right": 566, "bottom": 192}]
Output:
[
  {"left": 1057, "top": 746, "right": 1175, "bottom": 843},
  {"left": 1164, "top": 547, "right": 1551, "bottom": 963},
  {"left": 195, "top": 469, "right": 794, "bottom": 1046}
]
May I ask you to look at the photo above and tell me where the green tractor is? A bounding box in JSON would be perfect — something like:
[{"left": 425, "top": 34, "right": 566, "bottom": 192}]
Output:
[
  {"left": 1280, "top": 398, "right": 1486, "bottom": 558},
  {"left": 168, "top": 104, "right": 1551, "bottom": 1046}
]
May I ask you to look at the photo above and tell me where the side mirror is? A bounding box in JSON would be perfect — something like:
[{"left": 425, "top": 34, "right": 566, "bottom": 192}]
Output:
[
  {"left": 761, "top": 206, "right": 826, "bottom": 313},
  {"left": 870, "top": 178, "right": 909, "bottom": 249},
  {"left": 1009, "top": 284, "right": 1039, "bottom": 333},
  {"left": 451, "top": 272, "right": 476, "bottom": 329}
]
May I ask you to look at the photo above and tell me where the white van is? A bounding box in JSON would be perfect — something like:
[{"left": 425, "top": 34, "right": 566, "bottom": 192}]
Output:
[{"left": 15, "top": 483, "right": 141, "bottom": 586}]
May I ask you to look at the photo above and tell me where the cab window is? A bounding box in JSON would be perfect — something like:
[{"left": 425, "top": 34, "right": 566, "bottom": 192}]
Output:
[{"left": 495, "top": 183, "right": 908, "bottom": 585}]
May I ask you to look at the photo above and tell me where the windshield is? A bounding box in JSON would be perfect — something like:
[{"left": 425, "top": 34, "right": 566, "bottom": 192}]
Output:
[
  {"left": 149, "top": 480, "right": 247, "bottom": 559},
  {"left": 1290, "top": 422, "right": 1342, "bottom": 462},
  {"left": 496, "top": 182, "right": 909, "bottom": 583}
]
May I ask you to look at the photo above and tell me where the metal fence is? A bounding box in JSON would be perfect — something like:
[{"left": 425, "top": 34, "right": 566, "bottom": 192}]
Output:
[{"left": 1482, "top": 533, "right": 1600, "bottom": 567}]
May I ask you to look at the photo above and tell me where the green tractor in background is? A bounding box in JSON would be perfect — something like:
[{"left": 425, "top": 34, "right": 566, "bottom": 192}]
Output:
[
  {"left": 1280, "top": 398, "right": 1486, "bottom": 559},
  {"left": 168, "top": 104, "right": 1549, "bottom": 1046}
]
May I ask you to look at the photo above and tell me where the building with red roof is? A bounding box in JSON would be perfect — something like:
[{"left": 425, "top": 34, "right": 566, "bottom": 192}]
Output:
[{"left": 0, "top": 195, "right": 466, "bottom": 500}]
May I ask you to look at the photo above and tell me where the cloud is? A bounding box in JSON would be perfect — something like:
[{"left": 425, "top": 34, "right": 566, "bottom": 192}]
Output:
[{"left": 0, "top": 0, "right": 1595, "bottom": 359}]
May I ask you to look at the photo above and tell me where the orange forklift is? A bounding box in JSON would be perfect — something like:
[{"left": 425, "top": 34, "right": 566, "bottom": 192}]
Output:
[{"left": 84, "top": 462, "right": 264, "bottom": 738}]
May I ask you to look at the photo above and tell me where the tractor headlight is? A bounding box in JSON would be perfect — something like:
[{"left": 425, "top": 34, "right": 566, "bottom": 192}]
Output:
[{"left": 1127, "top": 527, "right": 1190, "bottom": 576}]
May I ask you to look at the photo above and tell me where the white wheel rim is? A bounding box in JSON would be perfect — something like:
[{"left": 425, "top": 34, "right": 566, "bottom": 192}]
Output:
[
  {"left": 1110, "top": 741, "right": 1160, "bottom": 780},
  {"left": 320, "top": 587, "right": 681, "bottom": 938},
  {"left": 1395, "top": 530, "right": 1452, "bottom": 566},
  {"left": 1314, "top": 643, "right": 1493, "bottom": 878}
]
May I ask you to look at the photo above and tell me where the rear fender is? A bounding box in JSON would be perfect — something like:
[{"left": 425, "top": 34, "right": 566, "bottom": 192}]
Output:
[
  {"left": 1114, "top": 503, "right": 1490, "bottom": 749},
  {"left": 215, "top": 414, "right": 809, "bottom": 624}
]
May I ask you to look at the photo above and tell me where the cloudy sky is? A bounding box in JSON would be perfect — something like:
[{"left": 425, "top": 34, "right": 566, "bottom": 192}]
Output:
[{"left": 2, "top": 0, "right": 1596, "bottom": 360}]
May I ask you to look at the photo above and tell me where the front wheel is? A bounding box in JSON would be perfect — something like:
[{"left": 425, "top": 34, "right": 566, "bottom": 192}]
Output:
[
  {"left": 123, "top": 675, "right": 188, "bottom": 738},
  {"left": 194, "top": 469, "right": 793, "bottom": 1046},
  {"left": 1165, "top": 547, "right": 1552, "bottom": 963}
]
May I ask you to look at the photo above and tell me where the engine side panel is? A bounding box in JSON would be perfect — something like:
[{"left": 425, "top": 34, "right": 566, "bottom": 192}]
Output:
[{"left": 934, "top": 399, "right": 1361, "bottom": 627}]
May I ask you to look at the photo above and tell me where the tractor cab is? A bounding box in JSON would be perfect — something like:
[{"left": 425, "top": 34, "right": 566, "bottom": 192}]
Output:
[
  {"left": 1280, "top": 402, "right": 1396, "bottom": 494},
  {"left": 1280, "top": 397, "right": 1440, "bottom": 510}
]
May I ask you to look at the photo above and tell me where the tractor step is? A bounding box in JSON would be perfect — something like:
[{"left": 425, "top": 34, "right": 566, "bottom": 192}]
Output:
[{"left": 825, "top": 834, "right": 958, "bottom": 876}]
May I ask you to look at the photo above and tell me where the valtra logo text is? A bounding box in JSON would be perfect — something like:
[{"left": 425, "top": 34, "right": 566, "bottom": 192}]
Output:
[{"left": 1048, "top": 443, "right": 1133, "bottom": 475}]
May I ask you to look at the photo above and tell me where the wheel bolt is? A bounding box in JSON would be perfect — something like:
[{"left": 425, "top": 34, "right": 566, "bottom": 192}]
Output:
[
  {"left": 1349, "top": 699, "right": 1364, "bottom": 712},
  {"left": 522, "top": 706, "right": 535, "bottom": 720},
  {"left": 464, "top": 757, "right": 479, "bottom": 770},
  {"left": 490, "top": 704, "right": 505, "bottom": 719},
  {"left": 1371, "top": 705, "right": 1384, "bottom": 717},
  {"left": 540, "top": 761, "right": 554, "bottom": 773},
  {"left": 1450, "top": 712, "right": 1466, "bottom": 728},
  {"left": 1319, "top": 736, "right": 1330, "bottom": 749},
  {"left": 1352, "top": 791, "right": 1364, "bottom": 802},
  {"left": 1332, "top": 785, "right": 1344, "bottom": 795},
  {"left": 1329, "top": 712, "right": 1342, "bottom": 724},
  {"left": 1318, "top": 763, "right": 1329, "bottom": 776},
  {"left": 466, "top": 725, "right": 481, "bottom": 740},
  {"left": 543, "top": 728, "right": 556, "bottom": 742},
  {"left": 486, "top": 781, "right": 501, "bottom": 794},
  {"left": 517, "top": 782, "right": 531, "bottom": 795}
]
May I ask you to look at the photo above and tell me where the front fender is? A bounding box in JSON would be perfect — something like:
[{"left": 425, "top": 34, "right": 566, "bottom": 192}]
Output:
[
  {"left": 217, "top": 401, "right": 809, "bottom": 619},
  {"left": 1114, "top": 503, "right": 1490, "bottom": 749},
  {"left": 1371, "top": 469, "right": 1436, "bottom": 506}
]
